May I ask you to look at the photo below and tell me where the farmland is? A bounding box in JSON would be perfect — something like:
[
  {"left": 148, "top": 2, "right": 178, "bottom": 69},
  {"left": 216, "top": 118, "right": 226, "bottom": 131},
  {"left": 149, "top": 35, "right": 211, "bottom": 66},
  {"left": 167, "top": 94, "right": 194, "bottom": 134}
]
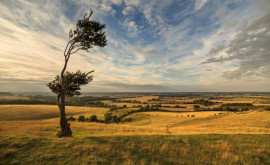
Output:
[{"left": 0, "top": 92, "right": 270, "bottom": 164}]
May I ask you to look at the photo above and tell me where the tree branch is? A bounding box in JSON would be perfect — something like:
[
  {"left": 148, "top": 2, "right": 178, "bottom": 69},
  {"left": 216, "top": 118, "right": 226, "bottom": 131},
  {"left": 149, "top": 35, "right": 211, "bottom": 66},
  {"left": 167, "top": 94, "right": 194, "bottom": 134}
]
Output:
[{"left": 70, "top": 48, "right": 82, "bottom": 54}]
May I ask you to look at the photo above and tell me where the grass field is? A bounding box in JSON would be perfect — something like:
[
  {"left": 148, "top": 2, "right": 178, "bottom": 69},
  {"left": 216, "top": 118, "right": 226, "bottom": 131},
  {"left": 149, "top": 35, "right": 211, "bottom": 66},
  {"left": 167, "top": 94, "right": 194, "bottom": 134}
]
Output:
[
  {"left": 0, "top": 105, "right": 108, "bottom": 121},
  {"left": 119, "top": 96, "right": 159, "bottom": 102},
  {"left": 0, "top": 104, "right": 270, "bottom": 164},
  {"left": 1, "top": 134, "right": 269, "bottom": 165}
]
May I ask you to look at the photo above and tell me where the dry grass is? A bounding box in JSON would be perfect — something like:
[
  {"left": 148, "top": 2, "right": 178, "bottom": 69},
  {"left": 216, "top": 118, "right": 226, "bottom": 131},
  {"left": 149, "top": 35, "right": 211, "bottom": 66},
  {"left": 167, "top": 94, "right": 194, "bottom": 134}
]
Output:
[
  {"left": 0, "top": 105, "right": 109, "bottom": 121},
  {"left": 119, "top": 96, "right": 159, "bottom": 102},
  {"left": 161, "top": 107, "right": 194, "bottom": 111},
  {"left": 0, "top": 104, "right": 270, "bottom": 164},
  {"left": 0, "top": 105, "right": 269, "bottom": 136}
]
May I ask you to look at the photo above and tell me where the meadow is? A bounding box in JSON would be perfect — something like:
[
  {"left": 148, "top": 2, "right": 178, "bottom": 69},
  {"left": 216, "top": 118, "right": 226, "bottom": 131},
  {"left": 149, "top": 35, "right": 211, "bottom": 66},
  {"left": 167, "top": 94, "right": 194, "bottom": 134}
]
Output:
[{"left": 0, "top": 93, "right": 270, "bottom": 164}]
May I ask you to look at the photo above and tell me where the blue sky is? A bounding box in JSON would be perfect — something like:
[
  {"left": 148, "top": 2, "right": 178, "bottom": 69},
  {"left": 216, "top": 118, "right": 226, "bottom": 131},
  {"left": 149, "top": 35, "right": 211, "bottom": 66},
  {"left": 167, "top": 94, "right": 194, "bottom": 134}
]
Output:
[{"left": 0, "top": 0, "right": 270, "bottom": 92}]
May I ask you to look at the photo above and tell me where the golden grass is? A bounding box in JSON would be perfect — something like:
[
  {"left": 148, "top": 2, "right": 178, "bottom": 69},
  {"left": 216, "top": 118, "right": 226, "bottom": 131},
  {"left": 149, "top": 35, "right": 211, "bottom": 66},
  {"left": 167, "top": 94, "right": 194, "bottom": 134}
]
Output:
[
  {"left": 211, "top": 100, "right": 255, "bottom": 103},
  {"left": 160, "top": 107, "right": 193, "bottom": 111},
  {"left": 0, "top": 105, "right": 109, "bottom": 121},
  {"left": 119, "top": 96, "right": 159, "bottom": 102},
  {"left": 0, "top": 105, "right": 269, "bottom": 138}
]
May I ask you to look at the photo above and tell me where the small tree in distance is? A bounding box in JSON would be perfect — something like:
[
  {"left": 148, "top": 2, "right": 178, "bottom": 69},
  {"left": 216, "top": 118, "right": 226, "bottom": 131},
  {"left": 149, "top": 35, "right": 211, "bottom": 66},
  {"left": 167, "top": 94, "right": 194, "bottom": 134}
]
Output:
[{"left": 47, "top": 9, "right": 107, "bottom": 137}]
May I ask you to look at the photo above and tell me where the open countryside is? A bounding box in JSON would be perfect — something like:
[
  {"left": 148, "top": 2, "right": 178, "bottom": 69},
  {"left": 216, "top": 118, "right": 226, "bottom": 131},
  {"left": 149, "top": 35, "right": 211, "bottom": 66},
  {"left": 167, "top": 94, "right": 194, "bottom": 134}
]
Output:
[
  {"left": 1, "top": 0, "right": 270, "bottom": 164},
  {"left": 1, "top": 92, "right": 270, "bottom": 164}
]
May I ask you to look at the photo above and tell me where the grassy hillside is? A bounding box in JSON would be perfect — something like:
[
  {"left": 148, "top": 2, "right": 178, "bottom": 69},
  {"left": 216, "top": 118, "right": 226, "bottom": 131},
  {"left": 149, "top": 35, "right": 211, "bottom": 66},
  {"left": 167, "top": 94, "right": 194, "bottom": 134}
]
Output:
[
  {"left": 0, "top": 104, "right": 270, "bottom": 164},
  {"left": 0, "top": 105, "right": 269, "bottom": 135},
  {"left": 1, "top": 134, "right": 270, "bottom": 165}
]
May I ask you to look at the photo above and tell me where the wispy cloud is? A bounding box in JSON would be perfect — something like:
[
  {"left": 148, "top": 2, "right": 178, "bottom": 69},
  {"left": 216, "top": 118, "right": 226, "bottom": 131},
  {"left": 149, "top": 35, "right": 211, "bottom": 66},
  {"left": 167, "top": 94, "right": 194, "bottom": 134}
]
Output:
[{"left": 0, "top": 0, "right": 269, "bottom": 92}]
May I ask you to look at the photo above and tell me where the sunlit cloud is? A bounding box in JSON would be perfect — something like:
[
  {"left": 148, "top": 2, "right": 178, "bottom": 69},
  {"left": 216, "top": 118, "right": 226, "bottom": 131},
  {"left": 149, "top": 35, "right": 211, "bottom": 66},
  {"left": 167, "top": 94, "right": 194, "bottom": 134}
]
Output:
[{"left": 0, "top": 0, "right": 269, "bottom": 92}]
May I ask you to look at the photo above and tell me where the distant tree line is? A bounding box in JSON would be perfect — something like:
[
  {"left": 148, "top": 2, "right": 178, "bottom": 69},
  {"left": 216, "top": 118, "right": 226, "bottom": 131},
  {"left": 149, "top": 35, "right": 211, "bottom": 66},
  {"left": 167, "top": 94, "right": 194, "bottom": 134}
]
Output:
[
  {"left": 0, "top": 96, "right": 117, "bottom": 107},
  {"left": 194, "top": 102, "right": 254, "bottom": 112},
  {"left": 184, "top": 99, "right": 215, "bottom": 106},
  {"left": 113, "top": 100, "right": 141, "bottom": 104}
]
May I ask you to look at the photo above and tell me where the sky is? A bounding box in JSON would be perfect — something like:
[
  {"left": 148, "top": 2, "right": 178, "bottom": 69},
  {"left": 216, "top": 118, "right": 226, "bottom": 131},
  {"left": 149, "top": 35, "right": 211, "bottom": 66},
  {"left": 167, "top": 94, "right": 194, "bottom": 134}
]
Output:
[{"left": 0, "top": 0, "right": 270, "bottom": 92}]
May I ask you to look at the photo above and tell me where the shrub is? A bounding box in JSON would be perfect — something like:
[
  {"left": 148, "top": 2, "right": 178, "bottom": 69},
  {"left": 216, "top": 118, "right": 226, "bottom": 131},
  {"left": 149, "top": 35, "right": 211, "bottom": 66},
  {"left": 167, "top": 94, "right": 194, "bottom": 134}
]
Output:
[
  {"left": 78, "top": 115, "right": 85, "bottom": 122},
  {"left": 191, "top": 115, "right": 195, "bottom": 117},
  {"left": 193, "top": 105, "right": 200, "bottom": 111},
  {"left": 67, "top": 116, "right": 76, "bottom": 121},
  {"left": 110, "top": 107, "right": 118, "bottom": 111},
  {"left": 193, "top": 99, "right": 214, "bottom": 106},
  {"left": 265, "top": 106, "right": 270, "bottom": 111},
  {"left": 123, "top": 105, "right": 127, "bottom": 108},
  {"left": 90, "top": 115, "right": 98, "bottom": 122},
  {"left": 104, "top": 112, "right": 112, "bottom": 123}
]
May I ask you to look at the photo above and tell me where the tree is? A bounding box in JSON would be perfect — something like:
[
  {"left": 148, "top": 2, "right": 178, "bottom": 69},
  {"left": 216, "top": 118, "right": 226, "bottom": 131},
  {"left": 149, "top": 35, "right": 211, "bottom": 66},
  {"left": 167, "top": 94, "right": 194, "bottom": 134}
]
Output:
[
  {"left": 89, "top": 115, "right": 98, "bottom": 122},
  {"left": 46, "top": 9, "right": 107, "bottom": 137},
  {"left": 193, "top": 105, "right": 200, "bottom": 111}
]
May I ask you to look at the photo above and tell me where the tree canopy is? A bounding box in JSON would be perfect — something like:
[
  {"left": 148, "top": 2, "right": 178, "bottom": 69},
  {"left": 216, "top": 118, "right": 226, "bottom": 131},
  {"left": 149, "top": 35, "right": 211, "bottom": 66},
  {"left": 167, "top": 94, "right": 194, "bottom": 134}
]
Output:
[{"left": 47, "top": 70, "right": 94, "bottom": 97}]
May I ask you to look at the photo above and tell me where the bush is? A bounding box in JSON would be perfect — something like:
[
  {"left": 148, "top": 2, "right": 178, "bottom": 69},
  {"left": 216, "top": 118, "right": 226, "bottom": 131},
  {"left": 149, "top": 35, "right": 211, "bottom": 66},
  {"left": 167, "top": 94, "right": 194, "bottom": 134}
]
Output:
[
  {"left": 110, "top": 107, "right": 118, "bottom": 111},
  {"left": 193, "top": 105, "right": 200, "bottom": 111},
  {"left": 265, "top": 106, "right": 270, "bottom": 111},
  {"left": 193, "top": 99, "right": 214, "bottom": 106},
  {"left": 104, "top": 112, "right": 112, "bottom": 123},
  {"left": 78, "top": 115, "right": 85, "bottom": 122},
  {"left": 90, "top": 115, "right": 98, "bottom": 122},
  {"left": 67, "top": 116, "right": 76, "bottom": 121}
]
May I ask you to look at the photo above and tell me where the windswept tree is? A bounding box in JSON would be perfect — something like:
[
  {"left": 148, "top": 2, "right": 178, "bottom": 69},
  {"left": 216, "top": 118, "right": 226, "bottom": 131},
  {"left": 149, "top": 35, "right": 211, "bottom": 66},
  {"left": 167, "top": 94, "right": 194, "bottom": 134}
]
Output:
[{"left": 47, "top": 9, "right": 107, "bottom": 137}]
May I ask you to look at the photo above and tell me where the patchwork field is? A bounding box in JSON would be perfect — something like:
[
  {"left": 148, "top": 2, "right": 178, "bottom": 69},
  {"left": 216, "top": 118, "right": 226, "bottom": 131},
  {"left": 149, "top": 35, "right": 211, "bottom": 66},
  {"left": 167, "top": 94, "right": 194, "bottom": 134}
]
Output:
[{"left": 1, "top": 93, "right": 270, "bottom": 164}]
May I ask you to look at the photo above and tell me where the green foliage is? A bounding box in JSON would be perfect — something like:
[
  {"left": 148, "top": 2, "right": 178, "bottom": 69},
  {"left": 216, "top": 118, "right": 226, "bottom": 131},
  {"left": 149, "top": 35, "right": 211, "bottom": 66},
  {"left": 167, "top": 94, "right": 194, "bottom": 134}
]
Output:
[
  {"left": 104, "top": 112, "right": 112, "bottom": 123},
  {"left": 78, "top": 115, "right": 85, "bottom": 122},
  {"left": 221, "top": 103, "right": 254, "bottom": 107},
  {"left": 67, "top": 116, "right": 76, "bottom": 121},
  {"left": 110, "top": 107, "right": 118, "bottom": 111},
  {"left": 264, "top": 106, "right": 270, "bottom": 111},
  {"left": 193, "top": 105, "right": 200, "bottom": 111},
  {"left": 46, "top": 70, "right": 94, "bottom": 97},
  {"left": 69, "top": 9, "right": 107, "bottom": 51},
  {"left": 89, "top": 115, "right": 98, "bottom": 122},
  {"left": 174, "top": 105, "right": 185, "bottom": 108},
  {"left": 193, "top": 99, "right": 214, "bottom": 106},
  {"left": 0, "top": 95, "right": 115, "bottom": 107}
]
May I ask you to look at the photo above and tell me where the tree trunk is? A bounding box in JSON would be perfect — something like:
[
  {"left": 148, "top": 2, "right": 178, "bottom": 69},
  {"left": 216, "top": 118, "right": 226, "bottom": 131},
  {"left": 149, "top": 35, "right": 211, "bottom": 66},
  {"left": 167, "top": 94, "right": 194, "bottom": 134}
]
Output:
[
  {"left": 57, "top": 54, "right": 72, "bottom": 137},
  {"left": 57, "top": 95, "right": 72, "bottom": 137}
]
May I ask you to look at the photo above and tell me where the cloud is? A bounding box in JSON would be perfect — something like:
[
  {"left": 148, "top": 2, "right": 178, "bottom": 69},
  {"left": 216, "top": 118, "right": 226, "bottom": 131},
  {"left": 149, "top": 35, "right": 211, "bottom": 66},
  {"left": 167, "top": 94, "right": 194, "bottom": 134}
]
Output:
[
  {"left": 211, "top": 7, "right": 228, "bottom": 19},
  {"left": 194, "top": 0, "right": 208, "bottom": 11},
  {"left": 124, "top": 0, "right": 140, "bottom": 7},
  {"left": 204, "top": 9, "right": 270, "bottom": 79},
  {"left": 122, "top": 6, "right": 135, "bottom": 15},
  {"left": 111, "top": 0, "right": 122, "bottom": 5},
  {"left": 127, "top": 21, "right": 140, "bottom": 37},
  {"left": 0, "top": 0, "right": 269, "bottom": 92}
]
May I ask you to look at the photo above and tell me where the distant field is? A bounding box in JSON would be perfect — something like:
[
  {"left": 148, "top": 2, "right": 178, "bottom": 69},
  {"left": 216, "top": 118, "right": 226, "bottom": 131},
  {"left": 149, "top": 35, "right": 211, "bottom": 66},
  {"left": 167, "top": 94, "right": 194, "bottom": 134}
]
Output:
[
  {"left": 0, "top": 95, "right": 29, "bottom": 100},
  {"left": 0, "top": 105, "right": 109, "bottom": 121},
  {"left": 103, "top": 101, "right": 143, "bottom": 107},
  {"left": 1, "top": 93, "right": 270, "bottom": 164},
  {"left": 119, "top": 96, "right": 159, "bottom": 102},
  {"left": 1, "top": 105, "right": 269, "bottom": 135},
  {"left": 161, "top": 107, "right": 193, "bottom": 111}
]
